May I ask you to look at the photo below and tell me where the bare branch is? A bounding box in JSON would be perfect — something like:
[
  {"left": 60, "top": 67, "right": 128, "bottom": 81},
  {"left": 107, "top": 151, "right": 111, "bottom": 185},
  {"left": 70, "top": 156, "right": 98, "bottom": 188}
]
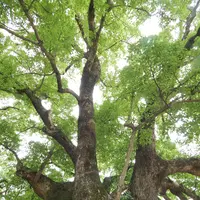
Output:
[
  {"left": 18, "top": 88, "right": 53, "bottom": 128},
  {"left": 42, "top": 127, "right": 77, "bottom": 165},
  {"left": 16, "top": 166, "right": 74, "bottom": 200},
  {"left": 182, "top": 0, "right": 200, "bottom": 40}
]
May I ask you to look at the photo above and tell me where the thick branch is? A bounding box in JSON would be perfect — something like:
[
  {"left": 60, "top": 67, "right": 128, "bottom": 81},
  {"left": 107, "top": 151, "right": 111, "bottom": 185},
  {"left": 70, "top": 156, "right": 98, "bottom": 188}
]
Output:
[
  {"left": 16, "top": 165, "right": 73, "bottom": 200},
  {"left": 182, "top": 0, "right": 200, "bottom": 40},
  {"left": 159, "top": 178, "right": 200, "bottom": 200},
  {"left": 18, "top": 88, "right": 53, "bottom": 128},
  {"left": 3, "top": 142, "right": 74, "bottom": 199},
  {"left": 58, "top": 88, "right": 80, "bottom": 102},
  {"left": 18, "top": 88, "right": 77, "bottom": 164},
  {"left": 184, "top": 26, "right": 200, "bottom": 50},
  {"left": 167, "top": 157, "right": 200, "bottom": 177},
  {"left": 42, "top": 128, "right": 77, "bottom": 165},
  {"left": 88, "top": 0, "right": 95, "bottom": 32}
]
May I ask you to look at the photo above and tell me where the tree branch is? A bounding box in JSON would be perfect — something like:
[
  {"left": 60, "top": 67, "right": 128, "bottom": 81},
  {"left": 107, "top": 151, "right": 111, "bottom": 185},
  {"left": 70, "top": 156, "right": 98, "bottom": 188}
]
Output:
[
  {"left": 0, "top": 106, "right": 19, "bottom": 111},
  {"left": 96, "top": 1, "right": 113, "bottom": 45},
  {"left": 1, "top": 144, "right": 22, "bottom": 166},
  {"left": 88, "top": 0, "right": 95, "bottom": 32},
  {"left": 18, "top": 0, "right": 41, "bottom": 43},
  {"left": 18, "top": 0, "right": 80, "bottom": 102},
  {"left": 0, "top": 23, "right": 38, "bottom": 45},
  {"left": 184, "top": 26, "right": 200, "bottom": 50},
  {"left": 17, "top": 88, "right": 77, "bottom": 164},
  {"left": 16, "top": 164, "right": 73, "bottom": 200},
  {"left": 58, "top": 88, "right": 80, "bottom": 102},
  {"left": 167, "top": 157, "right": 200, "bottom": 177},
  {"left": 18, "top": 88, "right": 53, "bottom": 128},
  {"left": 115, "top": 129, "right": 136, "bottom": 200},
  {"left": 34, "top": 147, "right": 54, "bottom": 183},
  {"left": 75, "top": 14, "right": 89, "bottom": 47},
  {"left": 182, "top": 0, "right": 200, "bottom": 40},
  {"left": 159, "top": 178, "right": 200, "bottom": 200}
]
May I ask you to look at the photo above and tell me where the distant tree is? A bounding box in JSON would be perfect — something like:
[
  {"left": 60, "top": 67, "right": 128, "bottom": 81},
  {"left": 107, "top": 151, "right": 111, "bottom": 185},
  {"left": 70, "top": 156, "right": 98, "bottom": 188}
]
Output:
[{"left": 1, "top": 0, "right": 200, "bottom": 199}]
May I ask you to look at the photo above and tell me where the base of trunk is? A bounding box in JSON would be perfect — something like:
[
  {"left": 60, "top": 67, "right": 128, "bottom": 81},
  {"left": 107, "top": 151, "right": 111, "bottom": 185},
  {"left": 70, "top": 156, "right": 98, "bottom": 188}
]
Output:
[{"left": 73, "top": 173, "right": 108, "bottom": 200}]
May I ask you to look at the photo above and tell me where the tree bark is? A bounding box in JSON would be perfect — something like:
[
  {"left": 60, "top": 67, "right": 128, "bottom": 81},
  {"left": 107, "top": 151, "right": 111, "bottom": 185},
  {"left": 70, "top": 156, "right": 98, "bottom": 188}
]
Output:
[
  {"left": 16, "top": 166, "right": 74, "bottom": 200},
  {"left": 130, "top": 127, "right": 166, "bottom": 200},
  {"left": 73, "top": 51, "right": 108, "bottom": 200}
]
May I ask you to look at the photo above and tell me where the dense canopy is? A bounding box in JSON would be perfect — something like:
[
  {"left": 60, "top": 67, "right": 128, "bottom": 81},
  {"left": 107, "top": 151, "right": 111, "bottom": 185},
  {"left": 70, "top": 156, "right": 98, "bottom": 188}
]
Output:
[{"left": 1, "top": 0, "right": 200, "bottom": 199}]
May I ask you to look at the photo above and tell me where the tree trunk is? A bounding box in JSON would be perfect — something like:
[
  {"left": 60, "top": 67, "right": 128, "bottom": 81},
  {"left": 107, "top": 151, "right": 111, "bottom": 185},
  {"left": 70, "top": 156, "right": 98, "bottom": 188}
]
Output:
[
  {"left": 73, "top": 53, "right": 108, "bottom": 200},
  {"left": 130, "top": 128, "right": 166, "bottom": 200}
]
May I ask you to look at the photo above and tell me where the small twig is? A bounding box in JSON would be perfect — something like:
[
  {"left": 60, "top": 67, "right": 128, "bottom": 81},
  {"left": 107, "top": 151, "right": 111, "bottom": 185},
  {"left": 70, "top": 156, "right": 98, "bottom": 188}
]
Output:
[
  {"left": 0, "top": 106, "right": 19, "bottom": 111},
  {"left": 1, "top": 144, "right": 22, "bottom": 165}
]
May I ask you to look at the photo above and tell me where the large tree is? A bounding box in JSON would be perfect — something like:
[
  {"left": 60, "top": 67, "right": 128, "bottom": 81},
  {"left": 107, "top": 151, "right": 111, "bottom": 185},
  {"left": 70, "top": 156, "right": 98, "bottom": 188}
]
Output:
[{"left": 1, "top": 0, "right": 200, "bottom": 199}]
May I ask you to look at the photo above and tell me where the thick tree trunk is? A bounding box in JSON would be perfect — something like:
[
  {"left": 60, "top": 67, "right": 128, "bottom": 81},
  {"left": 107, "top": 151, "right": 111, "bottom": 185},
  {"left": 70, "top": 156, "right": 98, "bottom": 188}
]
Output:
[
  {"left": 73, "top": 53, "right": 108, "bottom": 200},
  {"left": 130, "top": 128, "right": 166, "bottom": 200}
]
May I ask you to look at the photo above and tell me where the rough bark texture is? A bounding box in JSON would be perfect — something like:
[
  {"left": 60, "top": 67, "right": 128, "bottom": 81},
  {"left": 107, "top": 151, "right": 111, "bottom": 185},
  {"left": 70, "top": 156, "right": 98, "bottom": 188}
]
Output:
[
  {"left": 16, "top": 166, "right": 74, "bottom": 200},
  {"left": 73, "top": 52, "right": 108, "bottom": 200},
  {"left": 131, "top": 145, "right": 160, "bottom": 200},
  {"left": 130, "top": 128, "right": 167, "bottom": 200}
]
